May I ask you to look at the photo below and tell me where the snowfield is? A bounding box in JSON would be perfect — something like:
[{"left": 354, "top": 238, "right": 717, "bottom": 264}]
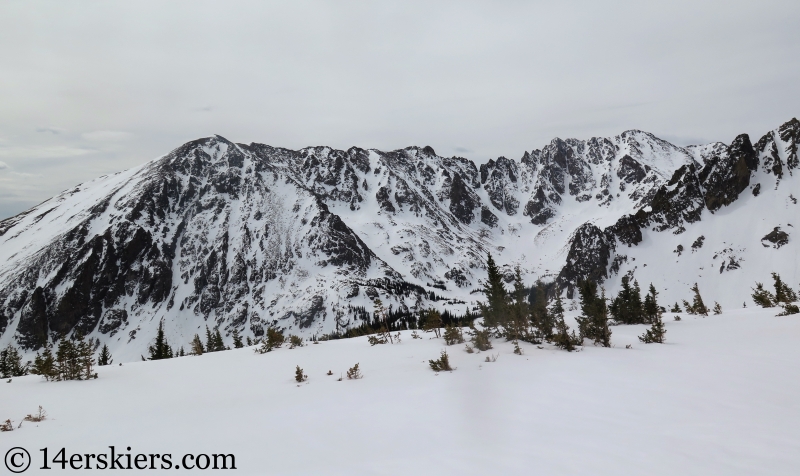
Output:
[{"left": 3, "top": 307, "right": 799, "bottom": 475}]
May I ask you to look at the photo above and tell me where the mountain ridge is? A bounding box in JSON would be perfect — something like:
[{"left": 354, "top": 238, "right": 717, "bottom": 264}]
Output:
[{"left": 1, "top": 118, "right": 798, "bottom": 360}]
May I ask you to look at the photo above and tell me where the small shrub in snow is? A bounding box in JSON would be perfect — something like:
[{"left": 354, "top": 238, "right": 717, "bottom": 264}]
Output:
[
  {"left": 327, "top": 370, "right": 333, "bottom": 376},
  {"left": 411, "top": 331, "right": 422, "bottom": 339},
  {"left": 777, "top": 304, "right": 800, "bottom": 316},
  {"left": 429, "top": 350, "right": 453, "bottom": 372},
  {"left": 295, "top": 366, "right": 307, "bottom": 383},
  {"left": 513, "top": 340, "right": 523, "bottom": 355},
  {"left": 713, "top": 302, "right": 722, "bottom": 315},
  {"left": 484, "top": 354, "right": 498, "bottom": 363},
  {"left": 1, "top": 419, "right": 13, "bottom": 432},
  {"left": 256, "top": 328, "right": 285, "bottom": 353},
  {"left": 367, "top": 334, "right": 388, "bottom": 346},
  {"left": 673, "top": 315, "right": 682, "bottom": 321},
  {"left": 288, "top": 335, "right": 304, "bottom": 349},
  {"left": 443, "top": 326, "right": 465, "bottom": 345},
  {"left": 347, "top": 363, "right": 363, "bottom": 379},
  {"left": 469, "top": 324, "right": 493, "bottom": 351},
  {"left": 464, "top": 343, "right": 475, "bottom": 354},
  {"left": 670, "top": 302, "right": 681, "bottom": 313},
  {"left": 23, "top": 406, "right": 47, "bottom": 422},
  {"left": 639, "top": 315, "right": 666, "bottom": 344}
]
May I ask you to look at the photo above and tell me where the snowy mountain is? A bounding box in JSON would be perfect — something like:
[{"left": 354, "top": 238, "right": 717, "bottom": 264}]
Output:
[{"left": 0, "top": 118, "right": 798, "bottom": 359}]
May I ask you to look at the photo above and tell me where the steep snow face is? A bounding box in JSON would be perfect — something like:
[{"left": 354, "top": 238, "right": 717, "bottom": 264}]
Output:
[{"left": 0, "top": 120, "right": 799, "bottom": 359}]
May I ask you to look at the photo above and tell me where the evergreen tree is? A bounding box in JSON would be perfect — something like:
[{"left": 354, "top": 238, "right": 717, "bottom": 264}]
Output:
[
  {"left": 256, "top": 327, "right": 285, "bottom": 353},
  {"left": 639, "top": 313, "right": 666, "bottom": 343},
  {"left": 772, "top": 273, "right": 798, "bottom": 304},
  {"left": 97, "top": 344, "right": 113, "bottom": 366},
  {"left": 506, "top": 266, "right": 533, "bottom": 342},
  {"left": 670, "top": 302, "right": 681, "bottom": 313},
  {"left": 295, "top": 365, "right": 307, "bottom": 383},
  {"left": 214, "top": 329, "right": 226, "bottom": 351},
  {"left": 0, "top": 345, "right": 28, "bottom": 378},
  {"left": 689, "top": 283, "right": 709, "bottom": 316},
  {"left": 713, "top": 302, "right": 722, "bottom": 315},
  {"left": 478, "top": 253, "right": 508, "bottom": 328},
  {"left": 610, "top": 276, "right": 645, "bottom": 324},
  {"left": 205, "top": 326, "right": 215, "bottom": 352},
  {"left": 420, "top": 308, "right": 442, "bottom": 338},
  {"left": 148, "top": 320, "right": 173, "bottom": 360},
  {"left": 178, "top": 347, "right": 185, "bottom": 357},
  {"left": 232, "top": 329, "right": 244, "bottom": 348},
  {"left": 530, "top": 280, "right": 552, "bottom": 340},
  {"left": 550, "top": 293, "right": 581, "bottom": 351},
  {"left": 751, "top": 282, "right": 775, "bottom": 307},
  {"left": 575, "top": 281, "right": 612, "bottom": 347},
  {"left": 76, "top": 334, "right": 96, "bottom": 379},
  {"left": 55, "top": 337, "right": 81, "bottom": 380},
  {"left": 30, "top": 346, "right": 57, "bottom": 381},
  {"left": 190, "top": 334, "right": 205, "bottom": 355},
  {"left": 643, "top": 284, "right": 660, "bottom": 324}
]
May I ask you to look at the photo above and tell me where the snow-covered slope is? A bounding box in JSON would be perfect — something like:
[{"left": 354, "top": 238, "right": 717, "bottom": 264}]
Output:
[
  {"left": 4, "top": 308, "right": 800, "bottom": 475},
  {"left": 0, "top": 119, "right": 798, "bottom": 359}
]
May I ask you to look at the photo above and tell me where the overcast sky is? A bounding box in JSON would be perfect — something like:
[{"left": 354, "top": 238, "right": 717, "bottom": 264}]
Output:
[{"left": 1, "top": 0, "right": 798, "bottom": 219}]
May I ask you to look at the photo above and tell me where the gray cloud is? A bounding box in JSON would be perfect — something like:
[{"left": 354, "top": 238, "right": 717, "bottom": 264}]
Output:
[
  {"left": 1, "top": 0, "right": 799, "bottom": 219},
  {"left": 36, "top": 126, "right": 66, "bottom": 135}
]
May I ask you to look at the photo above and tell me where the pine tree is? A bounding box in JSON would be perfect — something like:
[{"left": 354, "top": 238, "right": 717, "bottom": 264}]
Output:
[
  {"left": 575, "top": 281, "right": 611, "bottom": 347},
  {"left": 713, "top": 302, "right": 722, "bottom": 315},
  {"left": 148, "top": 320, "right": 173, "bottom": 360},
  {"left": 550, "top": 293, "right": 581, "bottom": 351},
  {"left": 0, "top": 345, "right": 28, "bottom": 378},
  {"left": 55, "top": 337, "right": 86, "bottom": 380},
  {"left": 372, "top": 298, "right": 393, "bottom": 344},
  {"left": 76, "top": 334, "right": 96, "bottom": 379},
  {"left": 507, "top": 266, "right": 533, "bottom": 342},
  {"left": 232, "top": 329, "right": 244, "bottom": 348},
  {"left": 772, "top": 273, "right": 798, "bottom": 304},
  {"left": 751, "top": 282, "right": 775, "bottom": 307},
  {"left": 30, "top": 346, "right": 57, "bottom": 381},
  {"left": 639, "top": 313, "right": 666, "bottom": 343},
  {"left": 256, "top": 327, "right": 285, "bottom": 353},
  {"left": 205, "top": 326, "right": 215, "bottom": 352},
  {"left": 214, "top": 329, "right": 225, "bottom": 351},
  {"left": 295, "top": 365, "right": 307, "bottom": 383},
  {"left": 97, "top": 344, "right": 113, "bottom": 366},
  {"left": 190, "top": 334, "right": 205, "bottom": 355},
  {"left": 670, "top": 302, "right": 681, "bottom": 313},
  {"left": 478, "top": 253, "right": 508, "bottom": 328},
  {"left": 610, "top": 276, "right": 645, "bottom": 324},
  {"left": 689, "top": 283, "right": 709, "bottom": 316},
  {"left": 420, "top": 308, "right": 442, "bottom": 338},
  {"left": 530, "top": 280, "right": 552, "bottom": 340},
  {"left": 643, "top": 284, "right": 660, "bottom": 324}
]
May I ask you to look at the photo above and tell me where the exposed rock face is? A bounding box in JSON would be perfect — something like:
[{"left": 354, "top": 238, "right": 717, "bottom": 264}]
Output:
[
  {"left": 556, "top": 223, "right": 615, "bottom": 298},
  {"left": 700, "top": 134, "right": 756, "bottom": 211},
  {"left": 761, "top": 227, "right": 789, "bottom": 249},
  {"left": 0, "top": 118, "right": 797, "bottom": 356}
]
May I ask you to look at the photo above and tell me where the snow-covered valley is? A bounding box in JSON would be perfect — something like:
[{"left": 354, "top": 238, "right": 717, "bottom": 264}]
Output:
[{"left": 4, "top": 307, "right": 800, "bottom": 475}]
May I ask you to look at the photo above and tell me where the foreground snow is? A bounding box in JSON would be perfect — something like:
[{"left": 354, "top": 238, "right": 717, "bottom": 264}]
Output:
[{"left": 4, "top": 308, "right": 800, "bottom": 475}]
